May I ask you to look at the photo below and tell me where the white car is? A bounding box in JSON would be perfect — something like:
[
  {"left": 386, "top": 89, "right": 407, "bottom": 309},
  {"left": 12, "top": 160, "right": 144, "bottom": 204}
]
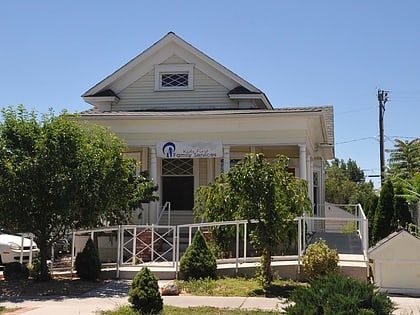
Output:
[{"left": 0, "top": 230, "right": 39, "bottom": 265}]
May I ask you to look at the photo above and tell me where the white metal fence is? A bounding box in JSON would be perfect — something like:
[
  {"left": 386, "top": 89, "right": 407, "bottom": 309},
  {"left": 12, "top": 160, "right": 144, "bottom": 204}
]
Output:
[{"left": 66, "top": 204, "right": 368, "bottom": 277}]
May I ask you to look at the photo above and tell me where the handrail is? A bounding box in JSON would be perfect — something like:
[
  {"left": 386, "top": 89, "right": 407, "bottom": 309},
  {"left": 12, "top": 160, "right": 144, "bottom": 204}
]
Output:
[
  {"left": 295, "top": 203, "right": 369, "bottom": 276},
  {"left": 355, "top": 203, "right": 369, "bottom": 258},
  {"left": 156, "top": 201, "right": 171, "bottom": 225}
]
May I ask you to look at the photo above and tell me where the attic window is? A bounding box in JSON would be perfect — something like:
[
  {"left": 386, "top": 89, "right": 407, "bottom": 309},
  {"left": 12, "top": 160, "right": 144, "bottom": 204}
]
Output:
[
  {"left": 155, "top": 64, "right": 194, "bottom": 91},
  {"left": 161, "top": 73, "right": 188, "bottom": 87}
]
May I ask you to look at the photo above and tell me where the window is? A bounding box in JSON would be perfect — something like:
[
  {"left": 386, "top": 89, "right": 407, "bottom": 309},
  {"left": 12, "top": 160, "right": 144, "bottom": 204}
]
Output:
[
  {"left": 221, "top": 159, "right": 242, "bottom": 173},
  {"left": 161, "top": 73, "right": 188, "bottom": 87},
  {"left": 162, "top": 159, "right": 193, "bottom": 175},
  {"left": 155, "top": 64, "right": 194, "bottom": 91}
]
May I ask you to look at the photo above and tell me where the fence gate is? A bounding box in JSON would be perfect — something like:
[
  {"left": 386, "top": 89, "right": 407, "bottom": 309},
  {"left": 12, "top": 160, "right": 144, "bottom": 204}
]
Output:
[{"left": 120, "top": 225, "right": 176, "bottom": 265}]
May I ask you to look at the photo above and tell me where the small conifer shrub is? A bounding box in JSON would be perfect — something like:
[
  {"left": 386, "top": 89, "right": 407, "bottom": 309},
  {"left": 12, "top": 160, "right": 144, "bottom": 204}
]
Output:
[
  {"left": 179, "top": 230, "right": 217, "bottom": 280},
  {"left": 285, "top": 274, "right": 395, "bottom": 314},
  {"left": 301, "top": 238, "right": 339, "bottom": 278},
  {"left": 75, "top": 238, "right": 101, "bottom": 281},
  {"left": 129, "top": 267, "right": 163, "bottom": 315}
]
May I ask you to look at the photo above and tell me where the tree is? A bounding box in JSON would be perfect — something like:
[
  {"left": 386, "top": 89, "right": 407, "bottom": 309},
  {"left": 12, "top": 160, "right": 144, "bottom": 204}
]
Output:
[
  {"left": 392, "top": 185, "right": 412, "bottom": 230},
  {"left": 325, "top": 159, "right": 356, "bottom": 204},
  {"left": 325, "top": 158, "right": 376, "bottom": 222},
  {"left": 388, "top": 138, "right": 420, "bottom": 205},
  {"left": 0, "top": 105, "right": 157, "bottom": 280},
  {"left": 345, "top": 159, "right": 365, "bottom": 183},
  {"left": 179, "top": 230, "right": 217, "bottom": 280},
  {"left": 372, "top": 180, "right": 394, "bottom": 244},
  {"left": 194, "top": 153, "right": 311, "bottom": 286},
  {"left": 129, "top": 267, "right": 163, "bottom": 315},
  {"left": 388, "top": 138, "right": 420, "bottom": 181},
  {"left": 364, "top": 194, "right": 378, "bottom": 246},
  {"left": 75, "top": 238, "right": 101, "bottom": 281}
]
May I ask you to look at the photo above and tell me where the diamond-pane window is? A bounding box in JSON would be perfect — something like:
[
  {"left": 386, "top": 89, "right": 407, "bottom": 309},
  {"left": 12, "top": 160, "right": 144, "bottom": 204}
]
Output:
[
  {"left": 155, "top": 64, "right": 194, "bottom": 90},
  {"left": 161, "top": 73, "right": 188, "bottom": 88},
  {"left": 163, "top": 159, "right": 193, "bottom": 175}
]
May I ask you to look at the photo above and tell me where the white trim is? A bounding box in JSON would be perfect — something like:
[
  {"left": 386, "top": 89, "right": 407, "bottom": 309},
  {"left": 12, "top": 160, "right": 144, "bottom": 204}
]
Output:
[
  {"left": 223, "top": 146, "right": 230, "bottom": 173},
  {"left": 374, "top": 259, "right": 420, "bottom": 264},
  {"left": 207, "top": 159, "right": 214, "bottom": 184},
  {"left": 299, "top": 144, "right": 307, "bottom": 179},
  {"left": 154, "top": 64, "right": 194, "bottom": 91},
  {"left": 193, "top": 159, "right": 199, "bottom": 193},
  {"left": 215, "top": 158, "right": 222, "bottom": 177},
  {"left": 141, "top": 147, "right": 148, "bottom": 171}
]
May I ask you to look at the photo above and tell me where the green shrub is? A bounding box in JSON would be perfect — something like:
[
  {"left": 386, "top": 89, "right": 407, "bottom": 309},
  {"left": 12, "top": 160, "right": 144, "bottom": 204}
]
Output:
[
  {"left": 285, "top": 274, "right": 395, "bottom": 315},
  {"left": 27, "top": 256, "right": 42, "bottom": 280},
  {"left": 301, "top": 238, "right": 339, "bottom": 278},
  {"left": 75, "top": 238, "right": 101, "bottom": 281},
  {"left": 3, "top": 262, "right": 29, "bottom": 281},
  {"left": 179, "top": 230, "right": 217, "bottom": 280},
  {"left": 128, "top": 267, "right": 163, "bottom": 315}
]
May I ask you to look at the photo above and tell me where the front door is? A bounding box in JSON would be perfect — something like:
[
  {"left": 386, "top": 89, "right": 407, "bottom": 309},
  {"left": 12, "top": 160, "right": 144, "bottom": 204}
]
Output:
[{"left": 162, "top": 159, "right": 194, "bottom": 210}]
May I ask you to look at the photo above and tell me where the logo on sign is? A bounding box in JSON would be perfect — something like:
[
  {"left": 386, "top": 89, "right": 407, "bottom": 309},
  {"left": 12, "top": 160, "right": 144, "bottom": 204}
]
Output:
[{"left": 162, "top": 142, "right": 176, "bottom": 158}]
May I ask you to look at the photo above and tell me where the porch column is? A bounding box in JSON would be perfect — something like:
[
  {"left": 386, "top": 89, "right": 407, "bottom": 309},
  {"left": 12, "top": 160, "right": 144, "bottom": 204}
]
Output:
[
  {"left": 299, "top": 144, "right": 307, "bottom": 180},
  {"left": 307, "top": 156, "right": 313, "bottom": 194},
  {"left": 149, "top": 147, "right": 158, "bottom": 224},
  {"left": 207, "top": 159, "right": 214, "bottom": 183},
  {"left": 223, "top": 145, "right": 230, "bottom": 173},
  {"left": 141, "top": 147, "right": 148, "bottom": 172}
]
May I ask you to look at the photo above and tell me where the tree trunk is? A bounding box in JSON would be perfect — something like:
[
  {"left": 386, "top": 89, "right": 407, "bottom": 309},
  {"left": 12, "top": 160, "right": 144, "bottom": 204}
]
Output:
[
  {"left": 38, "top": 239, "right": 52, "bottom": 281},
  {"left": 260, "top": 248, "right": 272, "bottom": 288}
]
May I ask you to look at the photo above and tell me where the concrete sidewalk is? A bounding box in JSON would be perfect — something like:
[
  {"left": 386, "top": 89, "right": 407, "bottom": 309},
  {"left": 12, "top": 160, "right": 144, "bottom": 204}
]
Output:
[{"left": 0, "top": 280, "right": 419, "bottom": 314}]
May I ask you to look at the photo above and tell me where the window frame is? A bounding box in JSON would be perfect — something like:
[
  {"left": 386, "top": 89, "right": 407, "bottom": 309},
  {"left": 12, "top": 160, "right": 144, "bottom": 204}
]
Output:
[{"left": 154, "top": 64, "right": 194, "bottom": 91}]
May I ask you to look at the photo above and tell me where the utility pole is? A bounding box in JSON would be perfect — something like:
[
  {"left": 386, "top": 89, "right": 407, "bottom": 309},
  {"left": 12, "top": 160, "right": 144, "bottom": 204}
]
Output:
[{"left": 377, "top": 89, "right": 389, "bottom": 185}]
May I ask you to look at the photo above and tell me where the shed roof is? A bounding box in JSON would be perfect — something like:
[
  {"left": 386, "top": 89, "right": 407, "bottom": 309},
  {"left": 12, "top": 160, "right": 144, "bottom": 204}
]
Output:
[{"left": 368, "top": 230, "right": 420, "bottom": 257}]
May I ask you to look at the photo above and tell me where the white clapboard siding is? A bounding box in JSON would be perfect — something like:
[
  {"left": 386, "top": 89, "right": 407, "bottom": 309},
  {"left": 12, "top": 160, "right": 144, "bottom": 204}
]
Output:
[{"left": 114, "top": 66, "right": 236, "bottom": 111}]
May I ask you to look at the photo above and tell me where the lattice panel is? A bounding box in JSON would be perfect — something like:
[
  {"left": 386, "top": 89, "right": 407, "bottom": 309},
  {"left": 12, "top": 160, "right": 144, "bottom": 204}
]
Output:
[
  {"left": 162, "top": 159, "right": 193, "bottom": 175},
  {"left": 161, "top": 73, "right": 188, "bottom": 87}
]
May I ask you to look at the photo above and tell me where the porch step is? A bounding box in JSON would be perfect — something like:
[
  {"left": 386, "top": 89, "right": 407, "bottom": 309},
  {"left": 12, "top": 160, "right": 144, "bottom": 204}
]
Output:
[{"left": 157, "top": 211, "right": 194, "bottom": 226}]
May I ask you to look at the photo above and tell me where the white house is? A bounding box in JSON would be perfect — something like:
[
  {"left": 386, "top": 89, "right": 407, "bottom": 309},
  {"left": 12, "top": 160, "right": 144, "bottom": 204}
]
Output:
[
  {"left": 369, "top": 230, "right": 420, "bottom": 295},
  {"left": 80, "top": 32, "right": 334, "bottom": 225}
]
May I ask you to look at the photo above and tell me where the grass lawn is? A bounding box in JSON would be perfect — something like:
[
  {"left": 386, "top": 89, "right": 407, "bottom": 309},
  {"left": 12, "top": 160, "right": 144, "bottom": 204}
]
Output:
[
  {"left": 0, "top": 306, "right": 20, "bottom": 314},
  {"left": 99, "top": 277, "right": 302, "bottom": 315},
  {"left": 175, "top": 277, "right": 301, "bottom": 298},
  {"left": 100, "top": 305, "right": 278, "bottom": 315}
]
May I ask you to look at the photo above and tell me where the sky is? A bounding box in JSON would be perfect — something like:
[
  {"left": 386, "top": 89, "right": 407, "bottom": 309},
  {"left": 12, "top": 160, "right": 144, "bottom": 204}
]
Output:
[{"left": 1, "top": 1, "right": 419, "bottom": 188}]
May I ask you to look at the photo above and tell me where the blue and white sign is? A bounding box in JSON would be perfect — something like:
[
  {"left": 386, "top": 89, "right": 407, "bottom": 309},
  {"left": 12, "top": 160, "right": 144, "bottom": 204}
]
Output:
[{"left": 157, "top": 141, "right": 223, "bottom": 158}]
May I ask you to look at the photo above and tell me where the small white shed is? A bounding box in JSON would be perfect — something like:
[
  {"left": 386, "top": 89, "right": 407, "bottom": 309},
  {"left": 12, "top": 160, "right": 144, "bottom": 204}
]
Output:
[{"left": 368, "top": 230, "right": 420, "bottom": 295}]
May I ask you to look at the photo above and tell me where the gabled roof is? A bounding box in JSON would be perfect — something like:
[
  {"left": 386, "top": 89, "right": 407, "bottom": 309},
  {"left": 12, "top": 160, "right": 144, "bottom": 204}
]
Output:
[
  {"left": 82, "top": 32, "right": 272, "bottom": 109},
  {"left": 368, "top": 230, "right": 420, "bottom": 256}
]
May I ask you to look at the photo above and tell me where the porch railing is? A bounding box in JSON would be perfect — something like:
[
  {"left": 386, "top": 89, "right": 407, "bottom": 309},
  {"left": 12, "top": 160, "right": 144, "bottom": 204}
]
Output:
[
  {"left": 156, "top": 201, "right": 171, "bottom": 225},
  {"left": 296, "top": 203, "right": 369, "bottom": 270},
  {"left": 69, "top": 204, "right": 368, "bottom": 278}
]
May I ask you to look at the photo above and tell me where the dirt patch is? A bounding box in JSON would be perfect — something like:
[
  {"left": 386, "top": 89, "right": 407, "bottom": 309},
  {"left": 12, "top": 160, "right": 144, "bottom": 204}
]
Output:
[{"left": 0, "top": 274, "right": 104, "bottom": 297}]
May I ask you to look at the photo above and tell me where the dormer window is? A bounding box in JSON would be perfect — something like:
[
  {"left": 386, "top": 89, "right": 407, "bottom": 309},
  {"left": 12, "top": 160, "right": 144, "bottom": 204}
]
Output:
[{"left": 155, "top": 64, "right": 194, "bottom": 91}]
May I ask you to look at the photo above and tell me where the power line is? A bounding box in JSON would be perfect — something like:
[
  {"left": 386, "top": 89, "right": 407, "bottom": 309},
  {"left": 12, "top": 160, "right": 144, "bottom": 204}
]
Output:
[{"left": 336, "top": 137, "right": 377, "bottom": 145}]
